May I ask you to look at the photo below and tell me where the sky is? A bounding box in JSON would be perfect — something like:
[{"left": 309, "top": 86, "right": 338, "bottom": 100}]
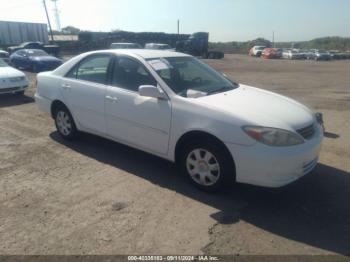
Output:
[{"left": 0, "top": 0, "right": 349, "bottom": 42}]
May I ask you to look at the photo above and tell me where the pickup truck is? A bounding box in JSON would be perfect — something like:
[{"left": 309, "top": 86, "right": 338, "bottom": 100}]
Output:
[{"left": 7, "top": 42, "right": 60, "bottom": 57}]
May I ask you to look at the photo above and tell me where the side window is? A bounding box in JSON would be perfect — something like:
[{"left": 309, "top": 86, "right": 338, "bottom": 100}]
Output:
[
  {"left": 66, "top": 55, "right": 111, "bottom": 84},
  {"left": 111, "top": 56, "right": 157, "bottom": 92}
]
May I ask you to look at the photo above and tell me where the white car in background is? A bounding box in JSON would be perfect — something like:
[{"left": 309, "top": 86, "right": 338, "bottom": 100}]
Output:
[
  {"left": 282, "top": 50, "right": 305, "bottom": 60},
  {"left": 35, "top": 50, "right": 323, "bottom": 191},
  {"left": 0, "top": 59, "right": 28, "bottom": 95},
  {"left": 145, "top": 43, "right": 175, "bottom": 51},
  {"left": 249, "top": 46, "right": 266, "bottom": 57}
]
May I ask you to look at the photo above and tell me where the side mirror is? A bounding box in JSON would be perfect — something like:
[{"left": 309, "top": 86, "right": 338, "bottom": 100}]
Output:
[{"left": 139, "top": 85, "right": 167, "bottom": 100}]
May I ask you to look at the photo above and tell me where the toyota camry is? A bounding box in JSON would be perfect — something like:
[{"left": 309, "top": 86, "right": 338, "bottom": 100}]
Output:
[{"left": 35, "top": 50, "right": 323, "bottom": 191}]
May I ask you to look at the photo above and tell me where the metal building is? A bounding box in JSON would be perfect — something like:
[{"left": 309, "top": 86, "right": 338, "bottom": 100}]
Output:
[{"left": 0, "top": 21, "right": 49, "bottom": 46}]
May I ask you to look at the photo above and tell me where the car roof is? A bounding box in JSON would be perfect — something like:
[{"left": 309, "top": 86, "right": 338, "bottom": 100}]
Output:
[
  {"left": 146, "top": 43, "right": 170, "bottom": 46},
  {"left": 90, "top": 49, "right": 190, "bottom": 59}
]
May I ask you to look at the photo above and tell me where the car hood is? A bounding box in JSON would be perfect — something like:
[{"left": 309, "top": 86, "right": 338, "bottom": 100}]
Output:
[
  {"left": 0, "top": 66, "right": 25, "bottom": 78},
  {"left": 30, "top": 56, "right": 62, "bottom": 63},
  {"left": 196, "top": 84, "right": 315, "bottom": 131}
]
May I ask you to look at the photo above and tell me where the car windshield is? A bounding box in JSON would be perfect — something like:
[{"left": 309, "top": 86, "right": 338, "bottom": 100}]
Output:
[
  {"left": 0, "top": 59, "right": 8, "bottom": 67},
  {"left": 147, "top": 57, "right": 238, "bottom": 97},
  {"left": 26, "top": 50, "right": 48, "bottom": 57}
]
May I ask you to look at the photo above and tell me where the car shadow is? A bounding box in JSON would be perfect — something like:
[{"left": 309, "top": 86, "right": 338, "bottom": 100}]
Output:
[
  {"left": 50, "top": 131, "right": 350, "bottom": 255},
  {"left": 0, "top": 94, "right": 34, "bottom": 108}
]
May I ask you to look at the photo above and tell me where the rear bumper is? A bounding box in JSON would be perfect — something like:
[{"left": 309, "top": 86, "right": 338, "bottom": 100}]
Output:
[
  {"left": 225, "top": 125, "right": 323, "bottom": 188},
  {"left": 34, "top": 93, "right": 52, "bottom": 115}
]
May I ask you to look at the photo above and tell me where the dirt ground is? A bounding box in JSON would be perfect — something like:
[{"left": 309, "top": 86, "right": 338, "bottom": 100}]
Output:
[{"left": 0, "top": 54, "right": 349, "bottom": 255}]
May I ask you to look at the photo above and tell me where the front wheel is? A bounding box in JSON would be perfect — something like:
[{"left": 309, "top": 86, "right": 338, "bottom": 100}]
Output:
[
  {"left": 54, "top": 105, "right": 78, "bottom": 140},
  {"left": 179, "top": 140, "right": 235, "bottom": 192}
]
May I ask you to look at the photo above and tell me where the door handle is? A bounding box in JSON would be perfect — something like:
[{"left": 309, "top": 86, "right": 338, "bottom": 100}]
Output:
[
  {"left": 62, "top": 83, "right": 71, "bottom": 90},
  {"left": 106, "top": 95, "right": 118, "bottom": 103}
]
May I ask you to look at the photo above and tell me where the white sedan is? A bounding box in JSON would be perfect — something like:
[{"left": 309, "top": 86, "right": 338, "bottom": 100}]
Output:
[
  {"left": 0, "top": 59, "right": 28, "bottom": 95},
  {"left": 35, "top": 49, "right": 323, "bottom": 191}
]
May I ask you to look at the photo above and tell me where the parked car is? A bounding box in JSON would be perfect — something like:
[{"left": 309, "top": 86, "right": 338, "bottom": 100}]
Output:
[
  {"left": 0, "top": 58, "right": 28, "bottom": 95},
  {"left": 145, "top": 43, "right": 175, "bottom": 51},
  {"left": 249, "top": 46, "right": 266, "bottom": 57},
  {"left": 296, "top": 50, "right": 310, "bottom": 59},
  {"left": 7, "top": 41, "right": 60, "bottom": 57},
  {"left": 282, "top": 50, "right": 305, "bottom": 60},
  {"left": 261, "top": 48, "right": 281, "bottom": 59},
  {"left": 0, "top": 50, "right": 10, "bottom": 64},
  {"left": 35, "top": 50, "right": 323, "bottom": 191},
  {"left": 110, "top": 43, "right": 142, "bottom": 49},
  {"left": 10, "top": 49, "right": 63, "bottom": 73},
  {"left": 307, "top": 50, "right": 331, "bottom": 61},
  {"left": 328, "top": 51, "right": 342, "bottom": 60}
]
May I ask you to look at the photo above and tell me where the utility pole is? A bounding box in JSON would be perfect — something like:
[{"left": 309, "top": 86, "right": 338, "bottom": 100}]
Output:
[
  {"left": 51, "top": 0, "right": 61, "bottom": 31},
  {"left": 177, "top": 19, "right": 180, "bottom": 35},
  {"left": 272, "top": 31, "right": 275, "bottom": 48},
  {"left": 43, "top": 0, "right": 55, "bottom": 43}
]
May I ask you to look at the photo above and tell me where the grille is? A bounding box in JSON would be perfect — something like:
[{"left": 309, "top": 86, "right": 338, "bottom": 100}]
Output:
[
  {"left": 0, "top": 86, "right": 21, "bottom": 93},
  {"left": 297, "top": 124, "right": 315, "bottom": 140}
]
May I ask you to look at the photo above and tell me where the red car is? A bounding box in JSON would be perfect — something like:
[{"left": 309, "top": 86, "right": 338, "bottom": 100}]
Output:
[{"left": 261, "top": 48, "right": 281, "bottom": 59}]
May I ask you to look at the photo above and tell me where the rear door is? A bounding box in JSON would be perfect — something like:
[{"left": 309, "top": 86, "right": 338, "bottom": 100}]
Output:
[{"left": 61, "top": 54, "right": 113, "bottom": 135}]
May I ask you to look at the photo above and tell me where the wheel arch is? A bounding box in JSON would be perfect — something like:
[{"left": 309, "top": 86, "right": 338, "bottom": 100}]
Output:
[
  {"left": 50, "top": 100, "right": 69, "bottom": 118},
  {"left": 174, "top": 130, "right": 236, "bottom": 177}
]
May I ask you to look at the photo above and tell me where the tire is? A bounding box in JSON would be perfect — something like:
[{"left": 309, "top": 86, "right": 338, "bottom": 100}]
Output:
[
  {"left": 179, "top": 139, "right": 235, "bottom": 192},
  {"left": 53, "top": 105, "right": 78, "bottom": 140}
]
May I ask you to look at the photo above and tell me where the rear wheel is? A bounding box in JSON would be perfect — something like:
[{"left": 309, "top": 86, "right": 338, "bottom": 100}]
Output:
[
  {"left": 53, "top": 105, "right": 78, "bottom": 140},
  {"left": 179, "top": 140, "right": 235, "bottom": 192}
]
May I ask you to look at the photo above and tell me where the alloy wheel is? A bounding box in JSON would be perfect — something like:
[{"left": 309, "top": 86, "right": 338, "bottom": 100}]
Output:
[{"left": 56, "top": 111, "right": 72, "bottom": 136}]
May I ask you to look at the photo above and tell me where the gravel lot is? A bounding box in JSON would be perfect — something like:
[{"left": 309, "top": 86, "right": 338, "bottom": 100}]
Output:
[{"left": 0, "top": 54, "right": 349, "bottom": 255}]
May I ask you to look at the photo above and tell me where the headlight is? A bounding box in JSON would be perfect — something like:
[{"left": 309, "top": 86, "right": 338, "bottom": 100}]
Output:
[{"left": 243, "top": 126, "right": 304, "bottom": 147}]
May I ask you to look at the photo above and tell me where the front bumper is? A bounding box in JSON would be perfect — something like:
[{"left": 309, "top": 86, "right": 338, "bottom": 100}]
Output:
[
  {"left": 0, "top": 84, "right": 28, "bottom": 95},
  {"left": 225, "top": 125, "right": 323, "bottom": 188}
]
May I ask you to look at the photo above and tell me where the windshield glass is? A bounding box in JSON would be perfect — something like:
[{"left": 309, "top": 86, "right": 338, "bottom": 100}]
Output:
[
  {"left": 0, "top": 59, "right": 8, "bottom": 67},
  {"left": 26, "top": 50, "right": 48, "bottom": 57},
  {"left": 147, "top": 57, "right": 238, "bottom": 97}
]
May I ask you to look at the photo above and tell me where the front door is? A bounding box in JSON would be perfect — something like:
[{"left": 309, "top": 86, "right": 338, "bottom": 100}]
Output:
[{"left": 105, "top": 56, "right": 172, "bottom": 155}]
